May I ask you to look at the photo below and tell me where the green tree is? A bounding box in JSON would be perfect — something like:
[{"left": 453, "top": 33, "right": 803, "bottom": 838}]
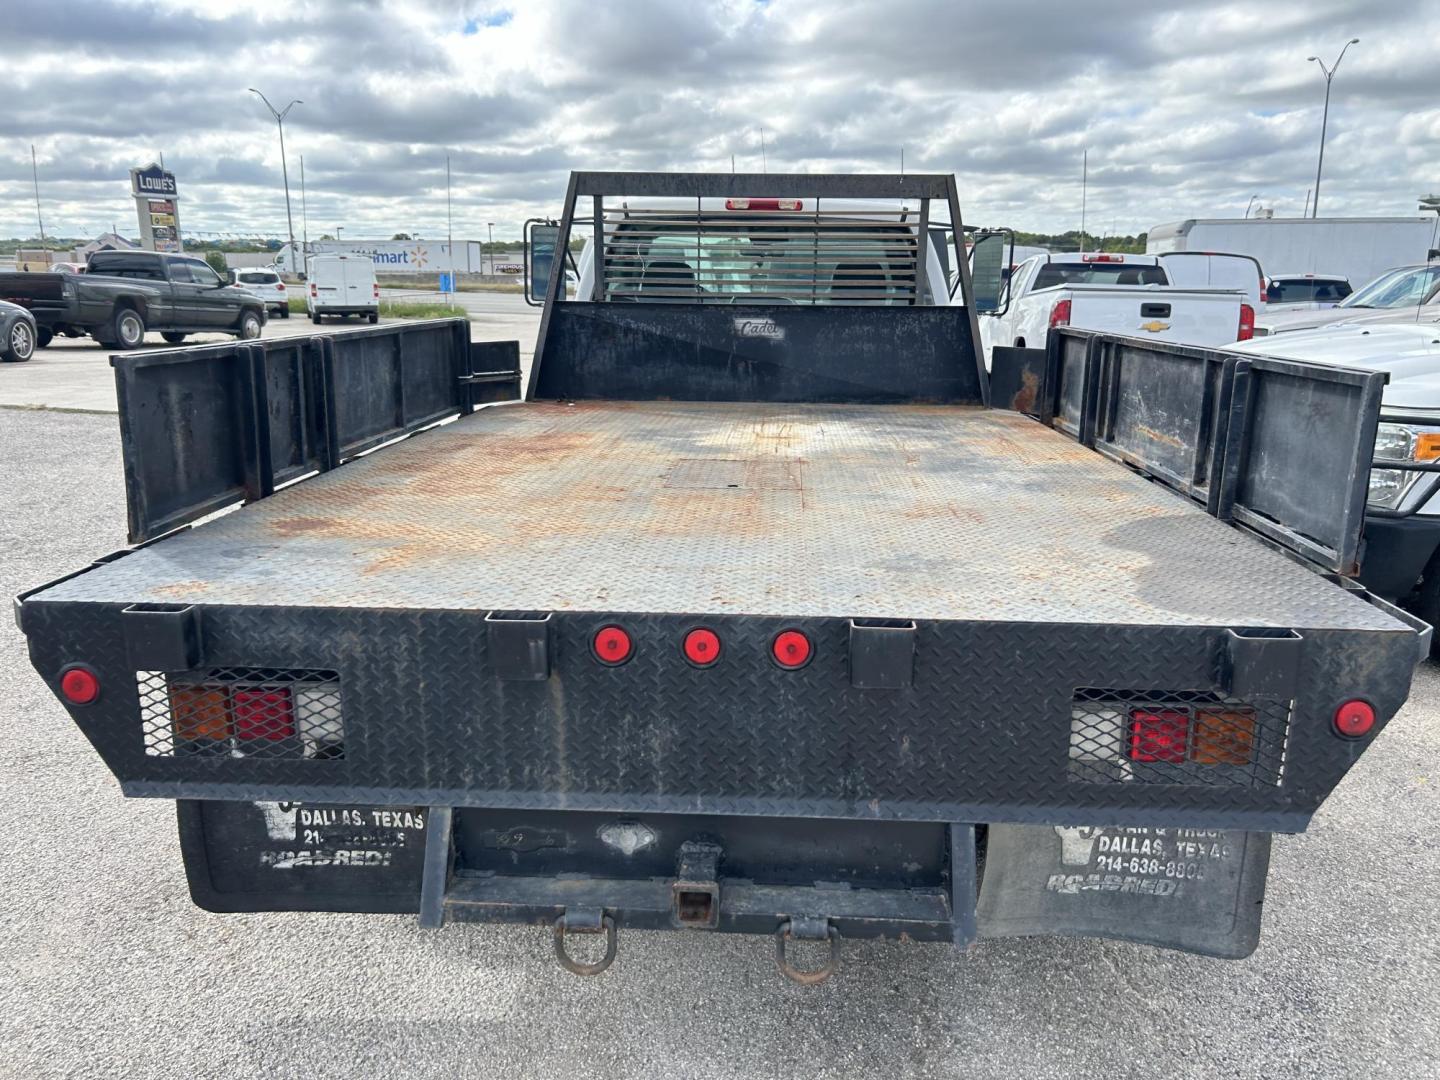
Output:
[
  {"left": 204, "top": 250, "right": 228, "bottom": 274},
  {"left": 392, "top": 232, "right": 412, "bottom": 240}
]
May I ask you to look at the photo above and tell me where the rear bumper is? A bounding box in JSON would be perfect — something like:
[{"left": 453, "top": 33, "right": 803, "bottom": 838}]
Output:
[{"left": 19, "top": 595, "right": 1422, "bottom": 834}]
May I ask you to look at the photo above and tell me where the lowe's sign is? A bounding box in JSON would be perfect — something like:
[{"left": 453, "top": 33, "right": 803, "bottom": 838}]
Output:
[{"left": 130, "top": 163, "right": 178, "bottom": 197}]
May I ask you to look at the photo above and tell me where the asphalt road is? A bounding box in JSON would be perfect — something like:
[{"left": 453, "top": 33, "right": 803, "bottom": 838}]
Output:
[{"left": 1, "top": 408, "right": 1437, "bottom": 1079}]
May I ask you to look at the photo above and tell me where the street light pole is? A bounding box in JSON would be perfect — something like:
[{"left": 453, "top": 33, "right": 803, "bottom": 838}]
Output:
[
  {"left": 1306, "top": 39, "right": 1359, "bottom": 219},
  {"left": 1244, "top": 195, "right": 1258, "bottom": 219},
  {"left": 249, "top": 89, "right": 303, "bottom": 267},
  {"left": 487, "top": 222, "right": 495, "bottom": 275}
]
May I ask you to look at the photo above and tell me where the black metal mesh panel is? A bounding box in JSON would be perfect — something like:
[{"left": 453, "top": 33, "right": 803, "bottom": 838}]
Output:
[
  {"left": 1069, "top": 688, "right": 1289, "bottom": 788},
  {"left": 137, "top": 669, "right": 342, "bottom": 761}
]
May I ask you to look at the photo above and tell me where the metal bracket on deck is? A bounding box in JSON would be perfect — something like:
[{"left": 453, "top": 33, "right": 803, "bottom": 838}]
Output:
[
  {"left": 1222, "top": 628, "right": 1303, "bottom": 699},
  {"left": 122, "top": 603, "right": 203, "bottom": 671}
]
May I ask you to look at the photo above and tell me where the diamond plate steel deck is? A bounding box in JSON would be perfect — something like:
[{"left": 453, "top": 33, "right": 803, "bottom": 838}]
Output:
[{"left": 28, "top": 401, "right": 1404, "bottom": 631}]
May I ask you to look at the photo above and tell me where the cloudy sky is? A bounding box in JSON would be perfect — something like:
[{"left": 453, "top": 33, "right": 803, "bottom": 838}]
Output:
[{"left": 4, "top": 0, "right": 1436, "bottom": 244}]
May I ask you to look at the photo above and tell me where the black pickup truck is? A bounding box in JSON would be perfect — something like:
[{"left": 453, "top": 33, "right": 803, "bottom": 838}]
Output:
[
  {"left": 0, "top": 250, "right": 266, "bottom": 349},
  {"left": 16, "top": 172, "right": 1428, "bottom": 983}
]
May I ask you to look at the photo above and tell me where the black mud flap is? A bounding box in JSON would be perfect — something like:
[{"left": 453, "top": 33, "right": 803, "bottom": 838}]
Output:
[
  {"left": 976, "top": 824, "right": 1270, "bottom": 958},
  {"left": 177, "top": 800, "right": 428, "bottom": 913}
]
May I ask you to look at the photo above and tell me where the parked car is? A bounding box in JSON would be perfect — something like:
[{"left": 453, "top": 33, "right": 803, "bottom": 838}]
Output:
[
  {"left": 1253, "top": 263, "right": 1440, "bottom": 337},
  {"left": 1227, "top": 315, "right": 1440, "bottom": 642},
  {"left": 0, "top": 250, "right": 266, "bottom": 349},
  {"left": 975, "top": 250, "right": 1255, "bottom": 364},
  {"left": 233, "top": 268, "right": 290, "bottom": 318},
  {"left": 306, "top": 254, "right": 379, "bottom": 324},
  {"left": 1263, "top": 273, "right": 1352, "bottom": 307},
  {"left": 0, "top": 299, "right": 38, "bottom": 362}
]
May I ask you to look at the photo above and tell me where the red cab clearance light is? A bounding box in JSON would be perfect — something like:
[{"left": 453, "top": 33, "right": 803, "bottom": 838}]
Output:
[
  {"left": 1081, "top": 254, "right": 1124, "bottom": 263},
  {"left": 772, "top": 630, "right": 812, "bottom": 669},
  {"left": 683, "top": 628, "right": 721, "bottom": 667},
  {"left": 59, "top": 666, "right": 100, "bottom": 705},
  {"left": 725, "top": 198, "right": 803, "bottom": 211},
  {"left": 1237, "top": 302, "right": 1256, "bottom": 341},
  {"left": 593, "top": 625, "right": 633, "bottom": 665},
  {"left": 1048, "top": 299, "right": 1072, "bottom": 329},
  {"left": 1333, "top": 699, "right": 1376, "bottom": 739}
]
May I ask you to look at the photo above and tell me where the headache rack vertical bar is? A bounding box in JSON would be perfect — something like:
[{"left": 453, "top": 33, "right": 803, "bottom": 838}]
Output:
[
  {"left": 914, "top": 197, "right": 929, "bottom": 306},
  {"left": 592, "top": 194, "right": 604, "bottom": 302},
  {"left": 944, "top": 174, "right": 989, "bottom": 406}
]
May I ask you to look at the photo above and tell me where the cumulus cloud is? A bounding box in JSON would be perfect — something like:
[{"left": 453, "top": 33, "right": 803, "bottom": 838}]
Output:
[{"left": 2, "top": 0, "right": 1434, "bottom": 242}]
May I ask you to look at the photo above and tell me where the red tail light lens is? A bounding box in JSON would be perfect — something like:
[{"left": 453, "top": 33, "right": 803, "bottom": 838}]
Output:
[
  {"left": 372, "top": 283, "right": 380, "bottom": 299},
  {"left": 772, "top": 630, "right": 812, "bottom": 669},
  {"left": 683, "top": 628, "right": 721, "bottom": 667},
  {"left": 592, "top": 625, "right": 633, "bottom": 665},
  {"left": 1048, "top": 299, "right": 1072, "bottom": 329},
  {"left": 1237, "top": 302, "right": 1256, "bottom": 341},
  {"left": 1081, "top": 254, "right": 1123, "bottom": 263},
  {"left": 233, "top": 688, "right": 296, "bottom": 741},
  {"left": 1333, "top": 699, "right": 1376, "bottom": 738},
  {"left": 59, "top": 666, "right": 100, "bottom": 705},
  {"left": 1129, "top": 708, "right": 1187, "bottom": 762}
]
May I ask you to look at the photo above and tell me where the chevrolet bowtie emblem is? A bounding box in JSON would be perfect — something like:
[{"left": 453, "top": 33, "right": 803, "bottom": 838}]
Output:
[{"left": 1139, "top": 320, "right": 1170, "bottom": 333}]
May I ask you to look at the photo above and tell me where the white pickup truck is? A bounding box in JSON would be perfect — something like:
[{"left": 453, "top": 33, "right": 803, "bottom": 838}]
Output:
[{"left": 977, "top": 251, "right": 1256, "bottom": 364}]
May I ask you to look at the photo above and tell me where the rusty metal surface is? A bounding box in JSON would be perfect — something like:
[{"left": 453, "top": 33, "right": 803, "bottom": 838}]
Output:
[{"left": 33, "top": 400, "right": 1400, "bottom": 629}]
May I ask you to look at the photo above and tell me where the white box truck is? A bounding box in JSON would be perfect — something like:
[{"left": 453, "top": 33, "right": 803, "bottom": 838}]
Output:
[{"left": 1146, "top": 217, "right": 1440, "bottom": 294}]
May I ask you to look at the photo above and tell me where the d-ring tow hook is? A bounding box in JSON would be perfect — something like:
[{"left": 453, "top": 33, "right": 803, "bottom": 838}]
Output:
[
  {"left": 775, "top": 918, "right": 840, "bottom": 985},
  {"left": 553, "top": 909, "right": 617, "bottom": 976}
]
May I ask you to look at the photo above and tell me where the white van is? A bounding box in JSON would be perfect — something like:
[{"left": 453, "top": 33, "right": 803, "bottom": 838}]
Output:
[{"left": 306, "top": 254, "right": 379, "bottom": 324}]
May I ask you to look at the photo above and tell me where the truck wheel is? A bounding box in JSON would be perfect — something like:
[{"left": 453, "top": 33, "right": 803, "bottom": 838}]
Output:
[
  {"left": 36, "top": 328, "right": 53, "bottom": 349},
  {"left": 236, "top": 310, "right": 263, "bottom": 340},
  {"left": 2, "top": 319, "right": 36, "bottom": 362},
  {"left": 311, "top": 313, "right": 322, "bottom": 325},
  {"left": 368, "top": 312, "right": 379, "bottom": 324},
  {"left": 161, "top": 332, "right": 188, "bottom": 344},
  {"left": 278, "top": 307, "right": 290, "bottom": 319},
  {"left": 111, "top": 307, "right": 146, "bottom": 350}
]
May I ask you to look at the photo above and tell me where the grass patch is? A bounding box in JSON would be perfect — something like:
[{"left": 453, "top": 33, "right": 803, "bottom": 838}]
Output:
[
  {"left": 284, "top": 296, "right": 464, "bottom": 319},
  {"left": 380, "top": 300, "right": 461, "bottom": 319}
]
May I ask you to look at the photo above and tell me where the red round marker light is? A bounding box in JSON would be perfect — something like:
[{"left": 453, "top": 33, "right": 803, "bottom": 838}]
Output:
[
  {"left": 592, "top": 625, "right": 633, "bottom": 665},
  {"left": 772, "top": 630, "right": 812, "bottom": 669},
  {"left": 59, "top": 666, "right": 100, "bottom": 705},
  {"left": 1333, "top": 699, "right": 1376, "bottom": 739},
  {"left": 683, "top": 628, "right": 721, "bottom": 667}
]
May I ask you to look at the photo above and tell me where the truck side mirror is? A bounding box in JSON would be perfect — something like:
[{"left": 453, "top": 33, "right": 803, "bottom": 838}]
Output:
[
  {"left": 524, "top": 220, "right": 562, "bottom": 307},
  {"left": 969, "top": 230, "right": 1013, "bottom": 315}
]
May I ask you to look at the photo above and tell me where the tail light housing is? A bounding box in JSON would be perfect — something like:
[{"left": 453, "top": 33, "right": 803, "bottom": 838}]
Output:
[
  {"left": 1048, "top": 299, "right": 1072, "bottom": 329},
  {"left": 309, "top": 283, "right": 317, "bottom": 298},
  {"left": 1128, "top": 709, "right": 1188, "bottom": 763},
  {"left": 1333, "top": 699, "right": 1376, "bottom": 738},
  {"left": 59, "top": 666, "right": 101, "bottom": 705},
  {"left": 1237, "top": 302, "right": 1256, "bottom": 341},
  {"left": 373, "top": 282, "right": 380, "bottom": 300},
  {"left": 1081, "top": 254, "right": 1123, "bottom": 263}
]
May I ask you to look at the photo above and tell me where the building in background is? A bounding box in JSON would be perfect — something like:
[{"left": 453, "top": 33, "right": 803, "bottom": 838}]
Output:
[{"left": 1147, "top": 216, "right": 1440, "bottom": 289}]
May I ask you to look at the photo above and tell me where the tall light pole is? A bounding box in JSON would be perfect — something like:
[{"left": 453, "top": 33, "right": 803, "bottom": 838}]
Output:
[
  {"left": 487, "top": 222, "right": 495, "bottom": 274},
  {"left": 249, "top": 89, "right": 302, "bottom": 266},
  {"left": 1306, "top": 39, "right": 1359, "bottom": 219},
  {"left": 1244, "top": 194, "right": 1259, "bottom": 219}
]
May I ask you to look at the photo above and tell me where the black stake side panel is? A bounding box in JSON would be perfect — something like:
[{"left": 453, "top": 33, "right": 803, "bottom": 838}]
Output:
[
  {"left": 25, "top": 602, "right": 1417, "bottom": 832},
  {"left": 112, "top": 319, "right": 503, "bottom": 544},
  {"left": 532, "top": 303, "right": 984, "bottom": 405}
]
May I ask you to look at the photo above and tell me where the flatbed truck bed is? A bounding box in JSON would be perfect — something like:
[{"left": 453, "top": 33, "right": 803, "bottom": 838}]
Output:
[
  {"left": 17, "top": 172, "right": 1427, "bottom": 981},
  {"left": 34, "top": 399, "right": 1399, "bottom": 630}
]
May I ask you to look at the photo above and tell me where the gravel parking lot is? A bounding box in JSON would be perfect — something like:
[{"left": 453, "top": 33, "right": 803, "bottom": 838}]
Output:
[{"left": 1, "top": 406, "right": 1437, "bottom": 1080}]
